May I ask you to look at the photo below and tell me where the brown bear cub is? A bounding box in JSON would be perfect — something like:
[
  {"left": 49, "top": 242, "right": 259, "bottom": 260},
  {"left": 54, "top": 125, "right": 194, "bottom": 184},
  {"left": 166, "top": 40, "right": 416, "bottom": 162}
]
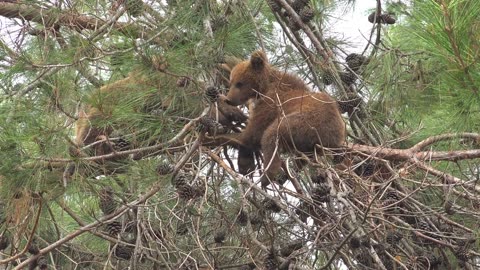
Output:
[
  {"left": 75, "top": 73, "right": 247, "bottom": 160},
  {"left": 205, "top": 51, "right": 345, "bottom": 186}
]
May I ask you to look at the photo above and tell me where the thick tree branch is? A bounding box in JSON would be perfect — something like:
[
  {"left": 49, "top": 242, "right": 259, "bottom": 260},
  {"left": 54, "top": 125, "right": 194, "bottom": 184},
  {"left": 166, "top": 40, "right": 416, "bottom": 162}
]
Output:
[
  {"left": 347, "top": 132, "right": 480, "bottom": 161},
  {"left": 345, "top": 133, "right": 480, "bottom": 195},
  {"left": 0, "top": 2, "right": 145, "bottom": 38},
  {"left": 411, "top": 132, "right": 480, "bottom": 152}
]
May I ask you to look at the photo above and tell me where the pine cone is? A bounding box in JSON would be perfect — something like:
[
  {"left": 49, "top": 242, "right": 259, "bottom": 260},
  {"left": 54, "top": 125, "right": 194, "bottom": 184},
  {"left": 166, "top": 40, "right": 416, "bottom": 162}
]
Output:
[
  {"left": 456, "top": 237, "right": 476, "bottom": 247},
  {"left": 249, "top": 211, "right": 263, "bottom": 226},
  {"left": 436, "top": 222, "right": 453, "bottom": 236},
  {"left": 368, "top": 12, "right": 396, "bottom": 24},
  {"left": 236, "top": 209, "right": 248, "bottom": 226},
  {"left": 173, "top": 173, "right": 197, "bottom": 200},
  {"left": 156, "top": 162, "right": 174, "bottom": 175},
  {"left": 192, "top": 181, "right": 206, "bottom": 198},
  {"left": 267, "top": 0, "right": 281, "bottom": 12},
  {"left": 28, "top": 257, "right": 39, "bottom": 270},
  {"left": 291, "top": 0, "right": 309, "bottom": 12},
  {"left": 311, "top": 169, "right": 327, "bottom": 183},
  {"left": 312, "top": 184, "right": 331, "bottom": 203},
  {"left": 385, "top": 190, "right": 402, "bottom": 201},
  {"left": 454, "top": 246, "right": 469, "bottom": 261},
  {"left": 37, "top": 255, "right": 48, "bottom": 270},
  {"left": 205, "top": 86, "right": 220, "bottom": 102},
  {"left": 99, "top": 187, "right": 117, "bottom": 215},
  {"left": 315, "top": 183, "right": 330, "bottom": 196},
  {"left": 402, "top": 215, "right": 417, "bottom": 225},
  {"left": 177, "top": 185, "right": 196, "bottom": 200},
  {"left": 113, "top": 244, "right": 134, "bottom": 260},
  {"left": 105, "top": 221, "right": 122, "bottom": 236},
  {"left": 113, "top": 137, "right": 130, "bottom": 151},
  {"left": 360, "top": 236, "right": 371, "bottom": 248},
  {"left": 214, "top": 230, "right": 226, "bottom": 243},
  {"left": 295, "top": 202, "right": 309, "bottom": 223},
  {"left": 151, "top": 55, "right": 168, "bottom": 71},
  {"left": 382, "top": 198, "right": 401, "bottom": 214},
  {"left": 417, "top": 254, "right": 441, "bottom": 268},
  {"left": 27, "top": 242, "right": 39, "bottom": 255},
  {"left": 299, "top": 7, "right": 314, "bottom": 23},
  {"left": 416, "top": 221, "right": 431, "bottom": 232},
  {"left": 280, "top": 239, "right": 304, "bottom": 257},
  {"left": 349, "top": 236, "right": 361, "bottom": 249},
  {"left": 173, "top": 172, "right": 190, "bottom": 189},
  {"left": 416, "top": 220, "right": 441, "bottom": 241},
  {"left": 263, "top": 197, "right": 281, "bottom": 212},
  {"left": 368, "top": 12, "right": 381, "bottom": 23},
  {"left": 355, "top": 248, "right": 373, "bottom": 267},
  {"left": 0, "top": 235, "right": 9, "bottom": 251},
  {"left": 264, "top": 251, "right": 278, "bottom": 270},
  {"left": 339, "top": 71, "right": 357, "bottom": 85},
  {"left": 377, "top": 246, "right": 391, "bottom": 260},
  {"left": 346, "top": 53, "right": 369, "bottom": 72},
  {"left": 198, "top": 115, "right": 226, "bottom": 134},
  {"left": 354, "top": 162, "right": 375, "bottom": 177},
  {"left": 337, "top": 94, "right": 362, "bottom": 114},
  {"left": 322, "top": 72, "right": 335, "bottom": 85},
  {"left": 381, "top": 14, "right": 396, "bottom": 24}
]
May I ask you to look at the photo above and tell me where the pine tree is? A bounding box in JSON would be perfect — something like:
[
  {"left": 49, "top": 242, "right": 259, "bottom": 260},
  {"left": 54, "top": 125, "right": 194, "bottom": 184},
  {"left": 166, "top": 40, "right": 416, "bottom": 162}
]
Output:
[{"left": 0, "top": 0, "right": 479, "bottom": 269}]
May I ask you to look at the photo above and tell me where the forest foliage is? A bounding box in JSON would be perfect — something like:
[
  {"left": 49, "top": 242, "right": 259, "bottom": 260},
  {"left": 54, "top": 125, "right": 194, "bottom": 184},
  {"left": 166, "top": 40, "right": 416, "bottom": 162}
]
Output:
[{"left": 0, "top": 0, "right": 479, "bottom": 269}]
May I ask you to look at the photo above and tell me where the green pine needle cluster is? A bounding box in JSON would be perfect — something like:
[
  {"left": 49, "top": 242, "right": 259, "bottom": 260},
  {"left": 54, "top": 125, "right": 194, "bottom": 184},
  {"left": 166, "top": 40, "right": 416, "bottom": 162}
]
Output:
[{"left": 372, "top": 0, "right": 480, "bottom": 141}]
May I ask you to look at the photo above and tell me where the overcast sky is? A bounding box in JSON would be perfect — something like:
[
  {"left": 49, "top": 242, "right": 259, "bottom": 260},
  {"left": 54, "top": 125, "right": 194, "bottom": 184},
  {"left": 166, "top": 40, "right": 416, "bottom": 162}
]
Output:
[{"left": 330, "top": 2, "right": 378, "bottom": 52}]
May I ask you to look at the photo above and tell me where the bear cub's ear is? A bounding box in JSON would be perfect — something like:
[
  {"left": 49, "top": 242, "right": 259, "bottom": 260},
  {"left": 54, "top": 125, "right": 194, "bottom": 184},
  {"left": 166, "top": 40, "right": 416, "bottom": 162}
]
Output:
[{"left": 250, "top": 50, "right": 268, "bottom": 70}]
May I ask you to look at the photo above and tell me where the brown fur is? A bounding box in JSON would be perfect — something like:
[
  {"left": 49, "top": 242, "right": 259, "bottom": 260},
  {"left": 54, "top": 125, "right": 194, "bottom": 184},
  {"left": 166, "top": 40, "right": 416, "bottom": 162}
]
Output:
[
  {"left": 213, "top": 94, "right": 248, "bottom": 126},
  {"left": 75, "top": 74, "right": 151, "bottom": 156},
  {"left": 76, "top": 70, "right": 246, "bottom": 158},
  {"left": 204, "top": 51, "right": 346, "bottom": 184}
]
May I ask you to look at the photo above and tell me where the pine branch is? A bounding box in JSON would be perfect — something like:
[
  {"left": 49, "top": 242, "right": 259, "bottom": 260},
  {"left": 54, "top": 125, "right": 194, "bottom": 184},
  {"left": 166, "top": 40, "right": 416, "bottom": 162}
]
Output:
[
  {"left": 0, "top": 197, "right": 42, "bottom": 265},
  {"left": 348, "top": 132, "right": 480, "bottom": 162},
  {"left": 439, "top": 0, "right": 479, "bottom": 94},
  {"left": 11, "top": 182, "right": 165, "bottom": 270},
  {"left": 15, "top": 66, "right": 62, "bottom": 97},
  {"left": 0, "top": 2, "right": 150, "bottom": 40}
]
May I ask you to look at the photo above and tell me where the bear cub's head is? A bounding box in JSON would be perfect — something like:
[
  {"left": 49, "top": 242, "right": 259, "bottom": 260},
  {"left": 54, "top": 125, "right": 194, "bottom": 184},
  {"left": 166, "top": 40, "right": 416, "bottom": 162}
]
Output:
[{"left": 227, "top": 51, "right": 270, "bottom": 106}]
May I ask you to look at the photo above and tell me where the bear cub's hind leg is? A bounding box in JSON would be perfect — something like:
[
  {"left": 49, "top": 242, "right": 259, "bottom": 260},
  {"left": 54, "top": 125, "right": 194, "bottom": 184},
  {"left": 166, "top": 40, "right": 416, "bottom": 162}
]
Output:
[
  {"left": 259, "top": 118, "right": 293, "bottom": 187},
  {"left": 259, "top": 112, "right": 332, "bottom": 187}
]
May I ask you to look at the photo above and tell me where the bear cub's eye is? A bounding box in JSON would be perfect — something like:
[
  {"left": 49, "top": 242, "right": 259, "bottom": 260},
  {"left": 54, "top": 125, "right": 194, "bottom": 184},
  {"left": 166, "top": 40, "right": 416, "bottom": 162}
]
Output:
[{"left": 235, "top": 82, "right": 244, "bottom": 88}]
